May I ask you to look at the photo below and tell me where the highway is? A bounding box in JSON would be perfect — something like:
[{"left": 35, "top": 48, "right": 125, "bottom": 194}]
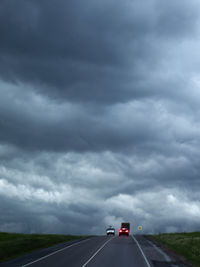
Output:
[{"left": 0, "top": 235, "right": 189, "bottom": 267}]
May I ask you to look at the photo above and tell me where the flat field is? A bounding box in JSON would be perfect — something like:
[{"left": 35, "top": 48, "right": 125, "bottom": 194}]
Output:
[
  {"left": 0, "top": 232, "right": 86, "bottom": 263},
  {"left": 148, "top": 232, "right": 200, "bottom": 267}
]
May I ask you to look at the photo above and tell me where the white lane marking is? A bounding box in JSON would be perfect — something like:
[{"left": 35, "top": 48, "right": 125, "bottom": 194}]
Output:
[
  {"left": 82, "top": 237, "right": 115, "bottom": 267},
  {"left": 21, "top": 238, "right": 92, "bottom": 267},
  {"left": 131, "top": 235, "right": 151, "bottom": 267},
  {"left": 147, "top": 240, "right": 171, "bottom": 262}
]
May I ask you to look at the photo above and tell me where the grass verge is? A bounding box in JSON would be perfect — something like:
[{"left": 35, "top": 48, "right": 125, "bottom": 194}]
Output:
[
  {"left": 0, "top": 232, "right": 86, "bottom": 263},
  {"left": 148, "top": 232, "right": 200, "bottom": 267}
]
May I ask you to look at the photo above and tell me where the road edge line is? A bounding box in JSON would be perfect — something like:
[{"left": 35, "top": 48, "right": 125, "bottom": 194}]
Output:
[
  {"left": 21, "top": 238, "right": 92, "bottom": 267},
  {"left": 82, "top": 237, "right": 115, "bottom": 267},
  {"left": 131, "top": 235, "right": 151, "bottom": 267}
]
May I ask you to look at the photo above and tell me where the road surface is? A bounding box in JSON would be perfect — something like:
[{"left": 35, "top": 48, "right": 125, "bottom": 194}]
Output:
[{"left": 0, "top": 235, "right": 189, "bottom": 267}]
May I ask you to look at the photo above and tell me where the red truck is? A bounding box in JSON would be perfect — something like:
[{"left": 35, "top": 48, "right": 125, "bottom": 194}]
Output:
[{"left": 119, "top": 222, "right": 130, "bottom": 236}]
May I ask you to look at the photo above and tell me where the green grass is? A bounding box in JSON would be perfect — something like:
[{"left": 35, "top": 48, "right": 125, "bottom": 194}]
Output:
[
  {"left": 0, "top": 232, "right": 86, "bottom": 263},
  {"left": 148, "top": 232, "right": 200, "bottom": 267}
]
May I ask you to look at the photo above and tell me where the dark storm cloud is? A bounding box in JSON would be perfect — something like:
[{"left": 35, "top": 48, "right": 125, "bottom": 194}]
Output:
[
  {"left": 0, "top": 0, "right": 198, "bottom": 104},
  {"left": 1, "top": 82, "right": 196, "bottom": 154},
  {"left": 0, "top": 82, "right": 170, "bottom": 152},
  {"left": 1, "top": 0, "right": 200, "bottom": 235}
]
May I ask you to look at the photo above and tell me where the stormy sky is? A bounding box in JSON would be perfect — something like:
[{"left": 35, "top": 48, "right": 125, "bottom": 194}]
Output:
[{"left": 1, "top": 0, "right": 200, "bottom": 235}]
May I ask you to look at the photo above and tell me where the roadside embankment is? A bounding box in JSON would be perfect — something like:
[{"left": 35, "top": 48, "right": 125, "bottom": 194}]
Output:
[
  {"left": 0, "top": 232, "right": 86, "bottom": 263},
  {"left": 147, "top": 232, "right": 200, "bottom": 267}
]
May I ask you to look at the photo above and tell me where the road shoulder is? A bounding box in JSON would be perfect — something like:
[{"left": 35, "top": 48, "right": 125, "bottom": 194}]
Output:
[
  {"left": 134, "top": 235, "right": 193, "bottom": 267},
  {"left": 145, "top": 236, "right": 195, "bottom": 267}
]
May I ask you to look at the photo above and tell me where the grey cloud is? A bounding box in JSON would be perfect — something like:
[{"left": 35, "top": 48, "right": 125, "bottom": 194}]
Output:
[
  {"left": 155, "top": 0, "right": 199, "bottom": 38},
  {"left": 1, "top": 163, "right": 200, "bottom": 235},
  {"left": 0, "top": 0, "right": 199, "bottom": 104},
  {"left": 1, "top": 150, "right": 200, "bottom": 217},
  {"left": 1, "top": 0, "right": 200, "bottom": 235},
  {"left": 2, "top": 81, "right": 200, "bottom": 153}
]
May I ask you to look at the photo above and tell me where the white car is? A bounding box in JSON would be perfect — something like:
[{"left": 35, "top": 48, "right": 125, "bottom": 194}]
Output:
[{"left": 106, "top": 227, "right": 115, "bottom": 236}]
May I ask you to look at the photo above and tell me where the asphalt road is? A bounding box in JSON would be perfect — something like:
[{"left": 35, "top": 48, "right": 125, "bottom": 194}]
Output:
[{"left": 1, "top": 235, "right": 190, "bottom": 267}]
